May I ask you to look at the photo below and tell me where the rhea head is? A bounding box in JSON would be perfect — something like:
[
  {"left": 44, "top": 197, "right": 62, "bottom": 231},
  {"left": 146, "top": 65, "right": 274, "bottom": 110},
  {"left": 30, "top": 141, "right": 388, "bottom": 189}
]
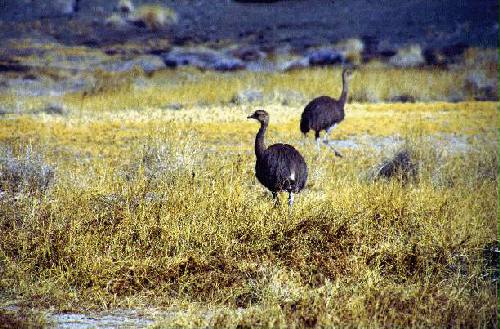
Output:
[
  {"left": 342, "top": 67, "right": 355, "bottom": 81},
  {"left": 247, "top": 110, "right": 269, "bottom": 125}
]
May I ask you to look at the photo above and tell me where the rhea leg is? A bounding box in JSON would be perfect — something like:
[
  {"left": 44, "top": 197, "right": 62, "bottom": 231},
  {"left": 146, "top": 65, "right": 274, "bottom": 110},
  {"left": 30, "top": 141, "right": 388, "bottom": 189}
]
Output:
[
  {"left": 323, "top": 125, "right": 334, "bottom": 143},
  {"left": 333, "top": 149, "right": 343, "bottom": 157},
  {"left": 288, "top": 192, "right": 294, "bottom": 208},
  {"left": 272, "top": 192, "right": 279, "bottom": 206},
  {"left": 323, "top": 125, "right": 343, "bottom": 157},
  {"left": 315, "top": 131, "right": 321, "bottom": 151}
]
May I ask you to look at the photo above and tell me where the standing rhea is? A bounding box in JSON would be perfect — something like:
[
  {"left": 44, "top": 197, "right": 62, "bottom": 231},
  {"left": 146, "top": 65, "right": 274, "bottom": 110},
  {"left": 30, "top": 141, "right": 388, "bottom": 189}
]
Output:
[
  {"left": 248, "top": 110, "right": 308, "bottom": 207},
  {"left": 300, "top": 67, "right": 354, "bottom": 156}
]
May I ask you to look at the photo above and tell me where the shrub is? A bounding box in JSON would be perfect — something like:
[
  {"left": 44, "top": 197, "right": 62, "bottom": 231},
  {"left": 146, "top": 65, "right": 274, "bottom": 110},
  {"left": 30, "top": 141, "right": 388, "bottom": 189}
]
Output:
[
  {"left": 0, "top": 146, "right": 54, "bottom": 195},
  {"left": 105, "top": 13, "right": 129, "bottom": 28},
  {"left": 120, "top": 137, "right": 202, "bottom": 186},
  {"left": 370, "top": 149, "right": 418, "bottom": 184},
  {"left": 334, "top": 38, "right": 364, "bottom": 65},
  {"left": 129, "top": 5, "right": 178, "bottom": 31}
]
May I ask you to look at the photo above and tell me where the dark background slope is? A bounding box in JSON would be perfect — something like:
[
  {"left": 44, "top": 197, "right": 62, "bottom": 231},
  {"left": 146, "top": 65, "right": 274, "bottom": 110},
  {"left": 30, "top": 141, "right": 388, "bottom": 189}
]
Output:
[{"left": 0, "top": 0, "right": 498, "bottom": 49}]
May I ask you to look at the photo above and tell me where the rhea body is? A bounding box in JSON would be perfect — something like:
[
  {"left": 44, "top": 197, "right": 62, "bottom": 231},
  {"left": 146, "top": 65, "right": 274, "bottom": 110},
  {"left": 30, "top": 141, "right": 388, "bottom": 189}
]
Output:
[
  {"left": 300, "top": 68, "right": 353, "bottom": 156},
  {"left": 248, "top": 110, "right": 308, "bottom": 207}
]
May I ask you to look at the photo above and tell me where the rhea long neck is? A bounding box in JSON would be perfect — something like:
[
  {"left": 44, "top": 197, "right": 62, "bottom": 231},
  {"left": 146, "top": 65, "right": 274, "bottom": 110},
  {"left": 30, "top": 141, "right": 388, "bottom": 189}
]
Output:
[
  {"left": 255, "top": 121, "right": 268, "bottom": 159},
  {"left": 338, "top": 73, "right": 349, "bottom": 105}
]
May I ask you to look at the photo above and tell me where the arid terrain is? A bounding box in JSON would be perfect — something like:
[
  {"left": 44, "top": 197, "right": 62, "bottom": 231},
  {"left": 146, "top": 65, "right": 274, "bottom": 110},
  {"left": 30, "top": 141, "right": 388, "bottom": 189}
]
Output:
[{"left": 0, "top": 1, "right": 498, "bottom": 328}]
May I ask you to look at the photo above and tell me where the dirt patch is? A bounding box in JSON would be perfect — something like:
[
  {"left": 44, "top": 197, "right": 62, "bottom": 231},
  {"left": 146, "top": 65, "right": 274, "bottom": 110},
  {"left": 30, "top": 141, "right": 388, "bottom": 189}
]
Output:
[{"left": 50, "top": 310, "right": 156, "bottom": 329}]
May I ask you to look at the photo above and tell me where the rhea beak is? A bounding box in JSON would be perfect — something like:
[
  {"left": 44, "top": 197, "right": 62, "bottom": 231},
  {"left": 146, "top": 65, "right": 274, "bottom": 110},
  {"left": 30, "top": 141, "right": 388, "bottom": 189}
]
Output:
[{"left": 247, "top": 114, "right": 255, "bottom": 119}]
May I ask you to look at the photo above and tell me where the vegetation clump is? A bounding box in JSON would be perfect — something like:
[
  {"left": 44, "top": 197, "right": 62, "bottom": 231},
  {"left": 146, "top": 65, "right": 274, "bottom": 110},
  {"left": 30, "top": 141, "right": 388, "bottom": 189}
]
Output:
[
  {"left": 375, "top": 149, "right": 418, "bottom": 183},
  {"left": 0, "top": 146, "right": 54, "bottom": 196},
  {"left": 334, "top": 38, "right": 364, "bottom": 65},
  {"left": 105, "top": 13, "right": 128, "bottom": 28},
  {"left": 0, "top": 61, "right": 497, "bottom": 328},
  {"left": 129, "top": 4, "right": 178, "bottom": 31}
]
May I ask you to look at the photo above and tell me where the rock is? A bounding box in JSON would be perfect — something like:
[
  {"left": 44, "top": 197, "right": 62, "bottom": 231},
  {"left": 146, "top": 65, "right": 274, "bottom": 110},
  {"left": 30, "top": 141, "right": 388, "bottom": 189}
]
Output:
[
  {"left": 389, "top": 44, "right": 425, "bottom": 68},
  {"left": 307, "top": 47, "right": 344, "bottom": 66},
  {"left": 279, "top": 57, "right": 309, "bottom": 71},
  {"left": 211, "top": 57, "right": 246, "bottom": 71},
  {"left": 229, "top": 45, "right": 266, "bottom": 62},
  {"left": 162, "top": 50, "right": 205, "bottom": 68},
  {"left": 161, "top": 47, "right": 245, "bottom": 71}
]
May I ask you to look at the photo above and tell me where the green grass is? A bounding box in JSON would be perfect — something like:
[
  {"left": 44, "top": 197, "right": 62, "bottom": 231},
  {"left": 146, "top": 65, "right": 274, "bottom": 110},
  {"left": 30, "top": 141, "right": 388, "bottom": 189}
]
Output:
[{"left": 0, "top": 92, "right": 498, "bottom": 327}]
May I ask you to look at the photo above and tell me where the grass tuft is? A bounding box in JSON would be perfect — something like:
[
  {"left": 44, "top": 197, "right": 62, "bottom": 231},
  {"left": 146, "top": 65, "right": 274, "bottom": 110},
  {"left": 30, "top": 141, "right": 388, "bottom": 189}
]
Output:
[{"left": 374, "top": 149, "right": 418, "bottom": 183}]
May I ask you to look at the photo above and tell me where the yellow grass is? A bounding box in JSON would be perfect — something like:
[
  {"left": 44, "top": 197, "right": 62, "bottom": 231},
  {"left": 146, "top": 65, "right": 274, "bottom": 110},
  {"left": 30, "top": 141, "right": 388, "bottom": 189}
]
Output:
[
  {"left": 0, "top": 62, "right": 498, "bottom": 327},
  {"left": 47, "top": 64, "right": 493, "bottom": 114}
]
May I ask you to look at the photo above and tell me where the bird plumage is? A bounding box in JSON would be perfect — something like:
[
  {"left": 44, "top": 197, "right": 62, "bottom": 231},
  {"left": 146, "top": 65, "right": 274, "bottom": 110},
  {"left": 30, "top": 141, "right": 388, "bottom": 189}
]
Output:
[
  {"left": 255, "top": 143, "right": 307, "bottom": 194},
  {"left": 248, "top": 110, "right": 307, "bottom": 206},
  {"left": 300, "top": 96, "right": 344, "bottom": 135},
  {"left": 300, "top": 68, "right": 353, "bottom": 155}
]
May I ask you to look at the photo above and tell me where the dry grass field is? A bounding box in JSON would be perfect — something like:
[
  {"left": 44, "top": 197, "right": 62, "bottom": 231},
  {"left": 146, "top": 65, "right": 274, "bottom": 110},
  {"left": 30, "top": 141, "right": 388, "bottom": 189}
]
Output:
[{"left": 0, "top": 64, "right": 498, "bottom": 328}]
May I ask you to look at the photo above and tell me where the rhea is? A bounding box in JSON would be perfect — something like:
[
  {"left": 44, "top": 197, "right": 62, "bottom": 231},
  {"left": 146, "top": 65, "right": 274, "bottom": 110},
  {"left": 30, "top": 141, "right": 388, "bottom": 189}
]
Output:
[
  {"left": 247, "top": 110, "right": 308, "bottom": 207},
  {"left": 300, "top": 67, "right": 354, "bottom": 156}
]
